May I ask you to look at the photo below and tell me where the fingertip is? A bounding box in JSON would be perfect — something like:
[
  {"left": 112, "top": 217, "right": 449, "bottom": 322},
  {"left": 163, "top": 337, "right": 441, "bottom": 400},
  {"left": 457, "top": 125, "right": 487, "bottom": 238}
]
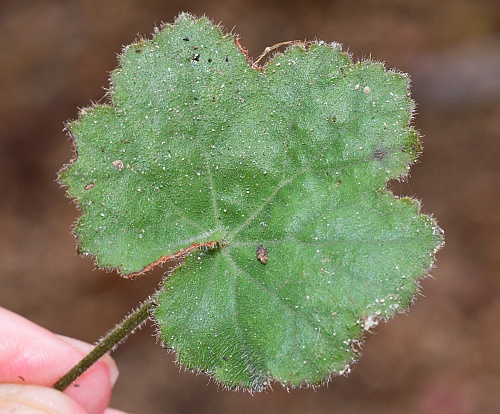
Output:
[
  {"left": 0, "top": 308, "right": 120, "bottom": 413},
  {"left": 49, "top": 336, "right": 118, "bottom": 414},
  {"left": 0, "top": 384, "right": 89, "bottom": 414},
  {"left": 104, "top": 408, "right": 131, "bottom": 414},
  {"left": 57, "top": 336, "right": 120, "bottom": 387},
  {"left": 62, "top": 360, "right": 114, "bottom": 414}
]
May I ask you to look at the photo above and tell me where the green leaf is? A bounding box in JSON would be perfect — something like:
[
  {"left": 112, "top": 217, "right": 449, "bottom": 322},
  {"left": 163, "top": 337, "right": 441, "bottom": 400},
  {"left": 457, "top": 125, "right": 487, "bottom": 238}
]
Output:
[{"left": 59, "top": 13, "right": 443, "bottom": 390}]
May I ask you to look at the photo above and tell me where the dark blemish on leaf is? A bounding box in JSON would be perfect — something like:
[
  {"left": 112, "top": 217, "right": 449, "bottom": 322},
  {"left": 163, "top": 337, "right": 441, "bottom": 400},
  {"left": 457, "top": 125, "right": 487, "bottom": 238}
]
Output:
[
  {"left": 207, "top": 58, "right": 212, "bottom": 63},
  {"left": 222, "top": 355, "right": 228, "bottom": 361},
  {"left": 183, "top": 37, "right": 189, "bottom": 41},
  {"left": 212, "top": 97, "right": 216, "bottom": 102},
  {"left": 326, "top": 171, "right": 329, "bottom": 176},
  {"left": 100, "top": 146, "right": 105, "bottom": 152},
  {"left": 192, "top": 53, "right": 200, "bottom": 62},
  {"left": 331, "top": 116, "right": 337, "bottom": 123},
  {"left": 225, "top": 55, "right": 229, "bottom": 62},
  {"left": 340, "top": 67, "right": 345, "bottom": 77},
  {"left": 84, "top": 183, "right": 94, "bottom": 191},
  {"left": 337, "top": 179, "right": 342, "bottom": 185},
  {"left": 256, "top": 245, "right": 268, "bottom": 264},
  {"left": 372, "top": 149, "right": 388, "bottom": 160}
]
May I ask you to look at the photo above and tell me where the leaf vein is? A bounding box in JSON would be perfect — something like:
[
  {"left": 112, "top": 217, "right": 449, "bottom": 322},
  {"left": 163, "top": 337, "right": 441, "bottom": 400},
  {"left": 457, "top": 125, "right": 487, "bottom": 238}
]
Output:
[{"left": 228, "top": 169, "right": 309, "bottom": 240}]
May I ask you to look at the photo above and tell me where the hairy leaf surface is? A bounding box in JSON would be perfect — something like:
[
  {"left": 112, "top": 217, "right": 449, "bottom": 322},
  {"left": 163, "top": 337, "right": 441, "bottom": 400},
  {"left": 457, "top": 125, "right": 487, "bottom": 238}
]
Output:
[{"left": 59, "top": 14, "right": 443, "bottom": 390}]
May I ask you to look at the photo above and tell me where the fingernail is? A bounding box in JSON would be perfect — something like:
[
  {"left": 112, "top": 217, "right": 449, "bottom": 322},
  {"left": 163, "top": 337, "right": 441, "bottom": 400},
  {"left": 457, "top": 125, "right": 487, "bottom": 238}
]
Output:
[{"left": 101, "top": 353, "right": 120, "bottom": 387}]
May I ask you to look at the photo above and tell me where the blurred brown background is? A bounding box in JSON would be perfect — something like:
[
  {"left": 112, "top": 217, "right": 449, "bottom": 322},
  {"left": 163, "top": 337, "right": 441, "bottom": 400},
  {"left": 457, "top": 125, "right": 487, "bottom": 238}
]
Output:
[{"left": 1, "top": 0, "right": 499, "bottom": 413}]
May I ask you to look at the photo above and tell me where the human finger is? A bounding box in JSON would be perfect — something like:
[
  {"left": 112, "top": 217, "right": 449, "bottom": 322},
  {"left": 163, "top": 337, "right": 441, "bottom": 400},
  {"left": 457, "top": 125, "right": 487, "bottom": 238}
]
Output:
[
  {"left": 0, "top": 384, "right": 89, "bottom": 414},
  {"left": 0, "top": 307, "right": 117, "bottom": 414}
]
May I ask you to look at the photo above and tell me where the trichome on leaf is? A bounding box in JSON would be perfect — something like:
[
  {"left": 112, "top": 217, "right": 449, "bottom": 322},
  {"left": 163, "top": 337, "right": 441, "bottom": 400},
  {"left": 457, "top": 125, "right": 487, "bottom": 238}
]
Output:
[{"left": 59, "top": 13, "right": 443, "bottom": 391}]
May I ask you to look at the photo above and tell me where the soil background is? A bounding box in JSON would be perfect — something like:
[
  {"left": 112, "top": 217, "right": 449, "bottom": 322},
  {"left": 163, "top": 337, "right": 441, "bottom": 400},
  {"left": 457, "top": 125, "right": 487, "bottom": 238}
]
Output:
[{"left": 1, "top": 1, "right": 499, "bottom": 413}]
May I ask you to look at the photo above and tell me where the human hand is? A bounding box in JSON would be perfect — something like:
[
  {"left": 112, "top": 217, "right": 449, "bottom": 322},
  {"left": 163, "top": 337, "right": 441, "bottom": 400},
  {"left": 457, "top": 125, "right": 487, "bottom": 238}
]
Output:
[{"left": 0, "top": 307, "right": 128, "bottom": 414}]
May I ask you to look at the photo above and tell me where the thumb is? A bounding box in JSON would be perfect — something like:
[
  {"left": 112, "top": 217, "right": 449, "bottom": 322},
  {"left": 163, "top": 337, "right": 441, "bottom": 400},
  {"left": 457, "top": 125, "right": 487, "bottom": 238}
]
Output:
[{"left": 0, "top": 384, "right": 89, "bottom": 414}]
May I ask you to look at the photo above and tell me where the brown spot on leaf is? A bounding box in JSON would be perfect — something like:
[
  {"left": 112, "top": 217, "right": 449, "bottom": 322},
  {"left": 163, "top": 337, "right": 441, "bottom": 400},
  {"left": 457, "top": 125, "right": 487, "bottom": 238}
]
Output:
[
  {"left": 256, "top": 244, "right": 268, "bottom": 264},
  {"left": 372, "top": 149, "right": 388, "bottom": 160}
]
